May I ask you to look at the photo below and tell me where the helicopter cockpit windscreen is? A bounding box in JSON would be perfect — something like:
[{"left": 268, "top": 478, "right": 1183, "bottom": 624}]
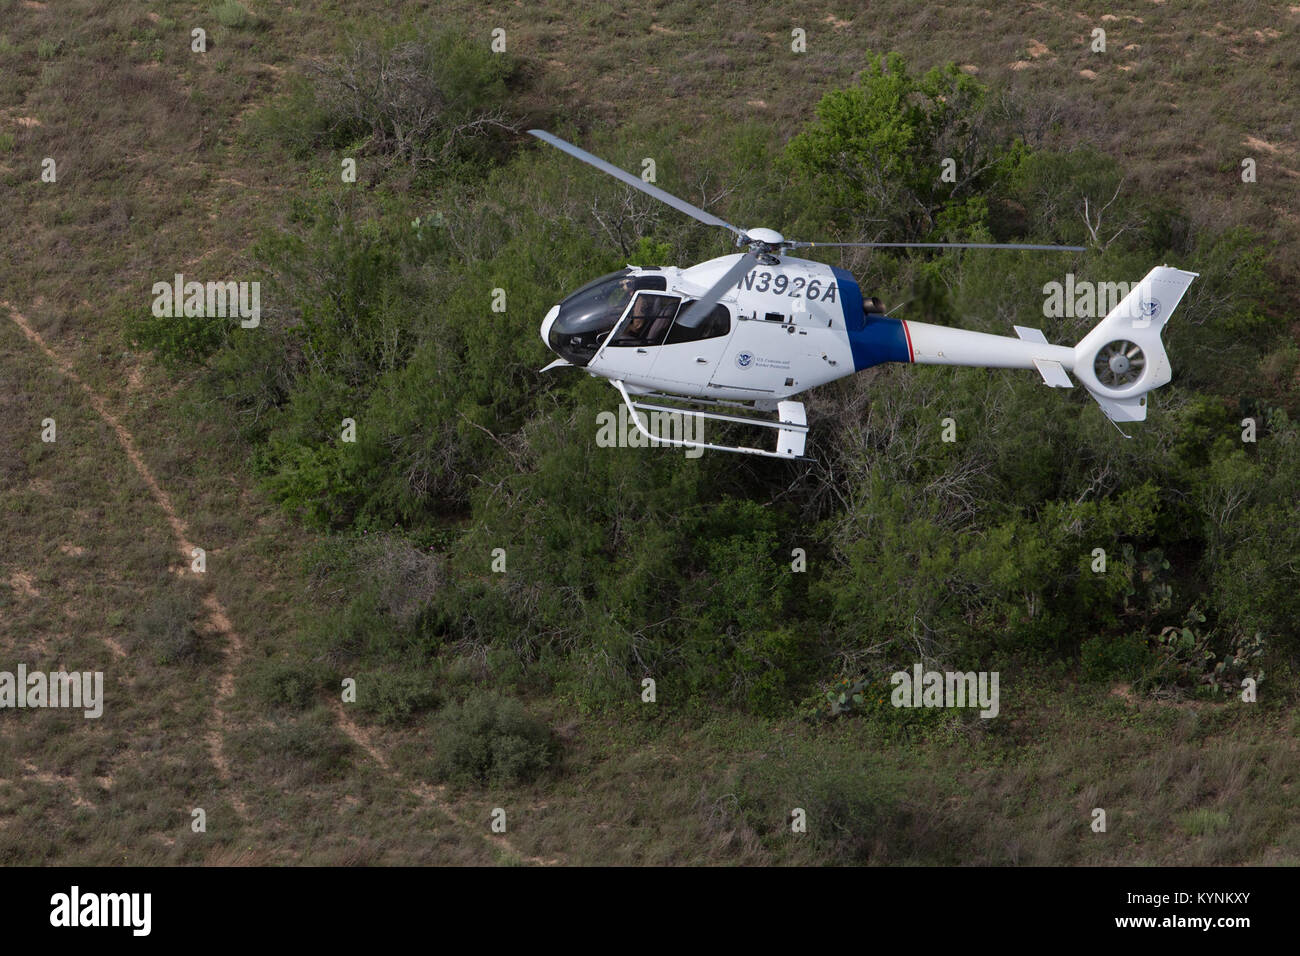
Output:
[{"left": 548, "top": 269, "right": 667, "bottom": 365}]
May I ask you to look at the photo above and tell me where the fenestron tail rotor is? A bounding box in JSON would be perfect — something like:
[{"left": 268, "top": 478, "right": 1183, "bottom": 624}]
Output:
[{"left": 1093, "top": 339, "right": 1146, "bottom": 389}]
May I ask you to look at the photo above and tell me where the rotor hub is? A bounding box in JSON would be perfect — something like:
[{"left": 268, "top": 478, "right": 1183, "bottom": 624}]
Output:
[{"left": 744, "top": 227, "right": 785, "bottom": 249}]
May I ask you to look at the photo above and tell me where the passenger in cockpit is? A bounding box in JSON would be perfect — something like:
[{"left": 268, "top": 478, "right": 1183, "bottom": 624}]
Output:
[
  {"left": 620, "top": 293, "right": 658, "bottom": 344},
  {"left": 624, "top": 314, "right": 648, "bottom": 341}
]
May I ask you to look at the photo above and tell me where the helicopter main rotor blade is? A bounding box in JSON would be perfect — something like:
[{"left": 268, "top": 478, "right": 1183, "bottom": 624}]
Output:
[
  {"left": 675, "top": 250, "right": 760, "bottom": 331},
  {"left": 785, "top": 240, "right": 1086, "bottom": 252},
  {"left": 528, "top": 130, "right": 743, "bottom": 238}
]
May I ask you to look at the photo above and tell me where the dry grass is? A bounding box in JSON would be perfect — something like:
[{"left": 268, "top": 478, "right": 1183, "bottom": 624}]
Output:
[{"left": 1, "top": 0, "right": 1297, "bottom": 864}]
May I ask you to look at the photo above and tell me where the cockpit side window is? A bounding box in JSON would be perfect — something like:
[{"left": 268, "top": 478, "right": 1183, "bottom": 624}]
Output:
[
  {"left": 663, "top": 300, "right": 731, "bottom": 344},
  {"left": 609, "top": 293, "right": 681, "bottom": 347},
  {"left": 548, "top": 271, "right": 672, "bottom": 365}
]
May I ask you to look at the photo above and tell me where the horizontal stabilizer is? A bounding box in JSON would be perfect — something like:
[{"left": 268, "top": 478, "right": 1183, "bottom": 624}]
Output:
[
  {"left": 1032, "top": 358, "right": 1073, "bottom": 388},
  {"left": 1014, "top": 326, "right": 1050, "bottom": 344},
  {"left": 1011, "top": 326, "right": 1072, "bottom": 386}
]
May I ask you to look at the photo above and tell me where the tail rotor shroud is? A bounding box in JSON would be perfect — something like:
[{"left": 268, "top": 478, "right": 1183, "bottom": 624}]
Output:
[{"left": 1093, "top": 339, "right": 1146, "bottom": 389}]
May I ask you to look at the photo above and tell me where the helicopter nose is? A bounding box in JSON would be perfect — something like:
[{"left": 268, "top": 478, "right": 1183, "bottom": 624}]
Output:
[{"left": 540, "top": 304, "right": 559, "bottom": 348}]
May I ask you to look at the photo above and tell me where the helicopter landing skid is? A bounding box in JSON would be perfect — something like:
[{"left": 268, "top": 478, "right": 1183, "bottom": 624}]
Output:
[{"left": 612, "top": 380, "right": 811, "bottom": 461}]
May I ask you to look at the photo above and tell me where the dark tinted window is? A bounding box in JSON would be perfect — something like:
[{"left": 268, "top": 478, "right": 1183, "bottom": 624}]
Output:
[
  {"left": 553, "top": 271, "right": 633, "bottom": 339},
  {"left": 549, "top": 272, "right": 671, "bottom": 365},
  {"left": 610, "top": 293, "right": 681, "bottom": 346},
  {"left": 566, "top": 268, "right": 632, "bottom": 301},
  {"left": 552, "top": 271, "right": 668, "bottom": 337},
  {"left": 664, "top": 300, "right": 731, "bottom": 344}
]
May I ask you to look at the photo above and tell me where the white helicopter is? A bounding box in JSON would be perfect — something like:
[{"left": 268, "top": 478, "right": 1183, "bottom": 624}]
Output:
[{"left": 530, "top": 130, "right": 1198, "bottom": 459}]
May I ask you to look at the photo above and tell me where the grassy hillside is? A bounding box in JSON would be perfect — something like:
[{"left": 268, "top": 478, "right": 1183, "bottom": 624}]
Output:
[{"left": 2, "top": 0, "right": 1298, "bottom": 865}]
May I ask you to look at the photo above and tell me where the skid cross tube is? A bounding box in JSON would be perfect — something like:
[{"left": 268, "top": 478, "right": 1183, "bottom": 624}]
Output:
[{"left": 611, "top": 381, "right": 811, "bottom": 460}]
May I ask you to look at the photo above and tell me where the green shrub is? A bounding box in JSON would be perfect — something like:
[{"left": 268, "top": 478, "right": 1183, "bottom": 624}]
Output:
[
  {"left": 212, "top": 1, "right": 257, "bottom": 29},
  {"left": 127, "top": 309, "right": 231, "bottom": 366},
  {"left": 1080, "top": 632, "right": 1152, "bottom": 683},
  {"left": 784, "top": 51, "right": 1019, "bottom": 242},
  {"left": 313, "top": 28, "right": 516, "bottom": 168},
  {"left": 245, "top": 659, "right": 319, "bottom": 711},
  {"left": 248, "top": 26, "right": 518, "bottom": 169},
  {"left": 310, "top": 589, "right": 403, "bottom": 664},
  {"left": 242, "top": 78, "right": 336, "bottom": 159},
  {"left": 730, "top": 756, "right": 961, "bottom": 864},
  {"left": 357, "top": 671, "right": 440, "bottom": 725},
  {"left": 430, "top": 694, "right": 555, "bottom": 785}
]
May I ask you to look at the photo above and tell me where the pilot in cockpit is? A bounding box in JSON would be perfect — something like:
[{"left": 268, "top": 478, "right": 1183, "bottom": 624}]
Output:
[{"left": 624, "top": 292, "right": 658, "bottom": 340}]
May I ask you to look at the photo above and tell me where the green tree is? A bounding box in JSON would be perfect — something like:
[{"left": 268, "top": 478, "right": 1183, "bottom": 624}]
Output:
[{"left": 784, "top": 52, "right": 1020, "bottom": 241}]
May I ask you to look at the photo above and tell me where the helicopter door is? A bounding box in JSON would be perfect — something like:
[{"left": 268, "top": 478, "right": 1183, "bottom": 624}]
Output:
[
  {"left": 589, "top": 292, "right": 680, "bottom": 384},
  {"left": 644, "top": 300, "right": 734, "bottom": 389},
  {"left": 707, "top": 315, "right": 801, "bottom": 394}
]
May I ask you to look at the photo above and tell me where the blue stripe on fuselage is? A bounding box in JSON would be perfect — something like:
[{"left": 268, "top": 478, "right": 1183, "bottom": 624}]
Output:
[{"left": 832, "top": 266, "right": 911, "bottom": 371}]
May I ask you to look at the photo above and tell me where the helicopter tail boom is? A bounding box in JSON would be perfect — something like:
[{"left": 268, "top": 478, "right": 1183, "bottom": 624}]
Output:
[
  {"left": 900, "top": 320, "right": 1076, "bottom": 372},
  {"left": 878, "top": 265, "right": 1196, "bottom": 428}
]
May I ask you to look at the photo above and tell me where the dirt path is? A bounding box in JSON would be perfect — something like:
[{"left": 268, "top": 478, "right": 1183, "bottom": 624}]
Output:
[
  {"left": 4, "top": 300, "right": 559, "bottom": 864},
  {"left": 330, "top": 699, "right": 559, "bottom": 865},
  {"left": 3, "top": 301, "right": 248, "bottom": 820}
]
